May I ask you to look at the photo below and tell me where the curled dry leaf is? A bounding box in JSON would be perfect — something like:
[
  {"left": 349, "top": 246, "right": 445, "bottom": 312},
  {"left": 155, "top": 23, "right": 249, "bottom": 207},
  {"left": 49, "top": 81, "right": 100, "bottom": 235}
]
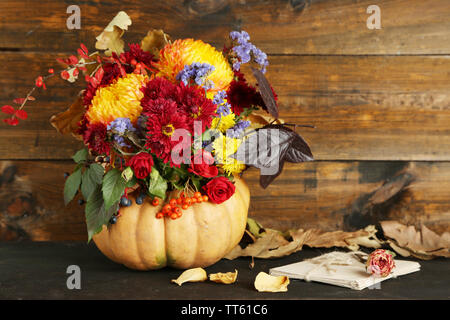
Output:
[
  {"left": 95, "top": 11, "right": 132, "bottom": 55},
  {"left": 209, "top": 270, "right": 238, "bottom": 284},
  {"left": 244, "top": 110, "right": 284, "bottom": 130},
  {"left": 254, "top": 272, "right": 289, "bottom": 292},
  {"left": 141, "top": 29, "right": 172, "bottom": 59},
  {"left": 171, "top": 267, "right": 207, "bottom": 286},
  {"left": 49, "top": 95, "right": 84, "bottom": 140},
  {"left": 381, "top": 220, "right": 450, "bottom": 259},
  {"left": 225, "top": 223, "right": 381, "bottom": 260}
]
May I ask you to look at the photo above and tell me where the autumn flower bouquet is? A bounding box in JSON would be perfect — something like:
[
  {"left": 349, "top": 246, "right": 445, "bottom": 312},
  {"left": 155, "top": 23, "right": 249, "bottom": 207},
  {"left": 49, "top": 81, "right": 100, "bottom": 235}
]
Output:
[{"left": 2, "top": 12, "right": 313, "bottom": 269}]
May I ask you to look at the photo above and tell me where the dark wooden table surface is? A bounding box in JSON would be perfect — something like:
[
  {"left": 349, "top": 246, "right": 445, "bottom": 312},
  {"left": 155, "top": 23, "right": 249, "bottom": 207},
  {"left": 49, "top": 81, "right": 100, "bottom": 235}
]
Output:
[{"left": 0, "top": 242, "right": 448, "bottom": 300}]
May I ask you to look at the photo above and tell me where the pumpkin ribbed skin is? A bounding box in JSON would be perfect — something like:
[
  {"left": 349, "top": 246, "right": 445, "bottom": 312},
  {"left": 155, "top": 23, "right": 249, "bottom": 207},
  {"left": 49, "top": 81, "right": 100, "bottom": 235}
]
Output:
[{"left": 93, "top": 177, "right": 250, "bottom": 270}]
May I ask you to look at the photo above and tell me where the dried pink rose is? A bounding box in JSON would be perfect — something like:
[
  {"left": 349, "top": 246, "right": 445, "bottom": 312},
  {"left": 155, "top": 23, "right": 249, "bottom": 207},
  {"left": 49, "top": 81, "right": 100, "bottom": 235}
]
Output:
[{"left": 366, "top": 249, "right": 395, "bottom": 277}]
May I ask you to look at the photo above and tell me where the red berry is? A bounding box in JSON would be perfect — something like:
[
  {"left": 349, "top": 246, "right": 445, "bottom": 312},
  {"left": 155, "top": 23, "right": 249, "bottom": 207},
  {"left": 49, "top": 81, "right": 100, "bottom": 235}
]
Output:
[
  {"left": 61, "top": 70, "right": 70, "bottom": 80},
  {"left": 169, "top": 199, "right": 177, "bottom": 207},
  {"left": 35, "top": 76, "right": 43, "bottom": 87},
  {"left": 194, "top": 192, "right": 201, "bottom": 198},
  {"left": 48, "top": 68, "right": 54, "bottom": 74},
  {"left": 152, "top": 198, "right": 159, "bottom": 206},
  {"left": 163, "top": 204, "right": 172, "bottom": 213}
]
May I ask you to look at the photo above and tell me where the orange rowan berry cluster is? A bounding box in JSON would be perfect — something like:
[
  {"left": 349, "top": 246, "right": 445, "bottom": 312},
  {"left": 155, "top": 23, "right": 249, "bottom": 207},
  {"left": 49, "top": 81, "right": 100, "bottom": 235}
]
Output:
[{"left": 153, "top": 191, "right": 209, "bottom": 220}]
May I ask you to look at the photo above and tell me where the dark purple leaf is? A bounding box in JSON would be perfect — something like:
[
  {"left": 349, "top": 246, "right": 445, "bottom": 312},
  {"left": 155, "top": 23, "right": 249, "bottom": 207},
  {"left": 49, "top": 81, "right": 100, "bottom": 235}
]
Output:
[
  {"left": 251, "top": 67, "right": 278, "bottom": 119},
  {"left": 232, "top": 124, "right": 313, "bottom": 188}
]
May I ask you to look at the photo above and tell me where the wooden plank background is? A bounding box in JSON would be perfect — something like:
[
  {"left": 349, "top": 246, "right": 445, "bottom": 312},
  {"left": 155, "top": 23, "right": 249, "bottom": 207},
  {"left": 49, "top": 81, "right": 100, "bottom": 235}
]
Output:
[{"left": 1, "top": 0, "right": 449, "bottom": 240}]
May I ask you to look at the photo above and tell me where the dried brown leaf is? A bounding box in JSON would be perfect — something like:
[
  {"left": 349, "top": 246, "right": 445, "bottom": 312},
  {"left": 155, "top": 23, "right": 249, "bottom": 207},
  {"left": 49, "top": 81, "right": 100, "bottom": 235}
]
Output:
[
  {"left": 171, "top": 267, "right": 207, "bottom": 286},
  {"left": 225, "top": 223, "right": 382, "bottom": 260},
  {"left": 141, "top": 29, "right": 172, "bottom": 58},
  {"left": 49, "top": 95, "right": 84, "bottom": 140},
  {"left": 381, "top": 221, "right": 450, "bottom": 259},
  {"left": 95, "top": 11, "right": 132, "bottom": 55},
  {"left": 209, "top": 270, "right": 238, "bottom": 284},
  {"left": 254, "top": 272, "right": 289, "bottom": 292},
  {"left": 244, "top": 110, "right": 283, "bottom": 130}
]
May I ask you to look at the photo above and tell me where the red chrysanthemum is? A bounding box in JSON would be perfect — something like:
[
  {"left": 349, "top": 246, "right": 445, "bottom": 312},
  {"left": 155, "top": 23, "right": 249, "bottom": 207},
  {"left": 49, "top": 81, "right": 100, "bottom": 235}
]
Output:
[
  {"left": 82, "top": 123, "right": 110, "bottom": 155},
  {"left": 175, "top": 83, "right": 217, "bottom": 131},
  {"left": 226, "top": 71, "right": 278, "bottom": 115},
  {"left": 226, "top": 79, "right": 263, "bottom": 115},
  {"left": 144, "top": 100, "right": 190, "bottom": 166},
  {"left": 141, "top": 77, "right": 217, "bottom": 132}
]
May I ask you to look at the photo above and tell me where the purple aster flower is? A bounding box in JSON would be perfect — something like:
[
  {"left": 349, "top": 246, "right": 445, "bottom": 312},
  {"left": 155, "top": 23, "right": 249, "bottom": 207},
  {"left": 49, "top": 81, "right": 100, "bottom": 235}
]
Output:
[
  {"left": 113, "top": 135, "right": 130, "bottom": 148},
  {"left": 107, "top": 117, "right": 136, "bottom": 135},
  {"left": 230, "top": 31, "right": 250, "bottom": 44},
  {"left": 213, "top": 90, "right": 227, "bottom": 105},
  {"left": 226, "top": 120, "right": 250, "bottom": 138},
  {"left": 176, "top": 62, "right": 215, "bottom": 88},
  {"left": 233, "top": 42, "right": 253, "bottom": 64},
  {"left": 229, "top": 30, "right": 269, "bottom": 73},
  {"left": 216, "top": 102, "right": 232, "bottom": 116}
]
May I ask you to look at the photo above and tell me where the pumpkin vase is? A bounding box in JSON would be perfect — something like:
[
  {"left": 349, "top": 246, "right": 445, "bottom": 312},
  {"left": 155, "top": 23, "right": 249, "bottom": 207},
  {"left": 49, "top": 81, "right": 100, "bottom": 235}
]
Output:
[{"left": 93, "top": 177, "right": 250, "bottom": 270}]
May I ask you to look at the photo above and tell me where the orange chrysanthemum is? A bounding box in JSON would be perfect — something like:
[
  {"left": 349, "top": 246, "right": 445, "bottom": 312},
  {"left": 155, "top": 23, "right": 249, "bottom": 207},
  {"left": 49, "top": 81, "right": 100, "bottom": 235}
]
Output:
[
  {"left": 156, "top": 39, "right": 233, "bottom": 95},
  {"left": 86, "top": 73, "right": 148, "bottom": 125}
]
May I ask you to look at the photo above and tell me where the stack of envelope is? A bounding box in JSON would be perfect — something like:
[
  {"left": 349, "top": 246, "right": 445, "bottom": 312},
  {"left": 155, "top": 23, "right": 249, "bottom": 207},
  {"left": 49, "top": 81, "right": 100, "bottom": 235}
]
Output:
[{"left": 269, "top": 251, "right": 421, "bottom": 290}]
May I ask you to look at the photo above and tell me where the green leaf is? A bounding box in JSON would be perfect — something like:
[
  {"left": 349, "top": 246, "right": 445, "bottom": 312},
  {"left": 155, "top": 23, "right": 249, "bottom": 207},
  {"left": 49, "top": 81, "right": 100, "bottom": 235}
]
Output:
[
  {"left": 126, "top": 176, "right": 138, "bottom": 188},
  {"left": 72, "top": 148, "right": 89, "bottom": 164},
  {"left": 148, "top": 168, "right": 167, "bottom": 200},
  {"left": 81, "top": 168, "right": 96, "bottom": 200},
  {"left": 89, "top": 163, "right": 104, "bottom": 184},
  {"left": 121, "top": 166, "right": 134, "bottom": 182},
  {"left": 191, "top": 177, "right": 201, "bottom": 191},
  {"left": 85, "top": 186, "right": 118, "bottom": 242},
  {"left": 102, "top": 168, "right": 126, "bottom": 211},
  {"left": 64, "top": 166, "right": 82, "bottom": 205}
]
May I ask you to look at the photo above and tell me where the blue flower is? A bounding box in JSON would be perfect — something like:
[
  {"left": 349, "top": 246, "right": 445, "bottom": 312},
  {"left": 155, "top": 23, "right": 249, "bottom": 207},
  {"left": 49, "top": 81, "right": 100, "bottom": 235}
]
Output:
[
  {"left": 226, "top": 120, "right": 250, "bottom": 138},
  {"left": 176, "top": 62, "right": 215, "bottom": 88},
  {"left": 229, "top": 30, "right": 269, "bottom": 73},
  {"left": 113, "top": 135, "right": 130, "bottom": 148},
  {"left": 213, "top": 90, "right": 227, "bottom": 105},
  {"left": 230, "top": 31, "right": 250, "bottom": 45},
  {"left": 216, "top": 102, "right": 232, "bottom": 116},
  {"left": 107, "top": 117, "right": 135, "bottom": 135}
]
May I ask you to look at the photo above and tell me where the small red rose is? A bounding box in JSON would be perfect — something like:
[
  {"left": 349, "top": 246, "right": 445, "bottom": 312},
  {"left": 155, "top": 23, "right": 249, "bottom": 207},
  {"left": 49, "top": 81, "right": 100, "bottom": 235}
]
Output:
[
  {"left": 366, "top": 249, "right": 396, "bottom": 277},
  {"left": 127, "top": 152, "right": 154, "bottom": 179},
  {"left": 188, "top": 150, "right": 218, "bottom": 178},
  {"left": 203, "top": 176, "right": 235, "bottom": 204}
]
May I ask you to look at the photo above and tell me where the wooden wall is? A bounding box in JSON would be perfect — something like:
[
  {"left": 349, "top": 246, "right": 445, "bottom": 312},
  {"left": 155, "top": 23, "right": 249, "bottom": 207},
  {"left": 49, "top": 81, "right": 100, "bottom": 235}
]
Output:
[{"left": 1, "top": 0, "right": 450, "bottom": 240}]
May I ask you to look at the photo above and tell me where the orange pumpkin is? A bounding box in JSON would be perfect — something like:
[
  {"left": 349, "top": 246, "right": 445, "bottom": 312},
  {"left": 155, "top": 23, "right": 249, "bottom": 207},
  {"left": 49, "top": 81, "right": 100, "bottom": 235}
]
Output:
[{"left": 93, "top": 177, "right": 250, "bottom": 270}]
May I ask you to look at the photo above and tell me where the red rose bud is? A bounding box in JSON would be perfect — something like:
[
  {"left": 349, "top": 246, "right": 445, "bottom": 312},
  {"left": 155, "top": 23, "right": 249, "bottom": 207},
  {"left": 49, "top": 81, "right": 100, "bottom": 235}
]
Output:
[
  {"left": 188, "top": 150, "right": 218, "bottom": 178},
  {"left": 366, "top": 249, "right": 396, "bottom": 277},
  {"left": 126, "top": 152, "right": 154, "bottom": 179},
  {"left": 203, "top": 177, "right": 235, "bottom": 204},
  {"left": 48, "top": 68, "right": 54, "bottom": 74}
]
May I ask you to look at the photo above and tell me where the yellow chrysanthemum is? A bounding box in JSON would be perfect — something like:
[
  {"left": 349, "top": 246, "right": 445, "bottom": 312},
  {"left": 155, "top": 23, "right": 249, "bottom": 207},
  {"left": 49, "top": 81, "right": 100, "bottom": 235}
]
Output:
[
  {"left": 212, "top": 133, "right": 246, "bottom": 175},
  {"left": 86, "top": 73, "right": 148, "bottom": 125},
  {"left": 211, "top": 113, "right": 236, "bottom": 133},
  {"left": 156, "top": 39, "right": 234, "bottom": 95}
]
